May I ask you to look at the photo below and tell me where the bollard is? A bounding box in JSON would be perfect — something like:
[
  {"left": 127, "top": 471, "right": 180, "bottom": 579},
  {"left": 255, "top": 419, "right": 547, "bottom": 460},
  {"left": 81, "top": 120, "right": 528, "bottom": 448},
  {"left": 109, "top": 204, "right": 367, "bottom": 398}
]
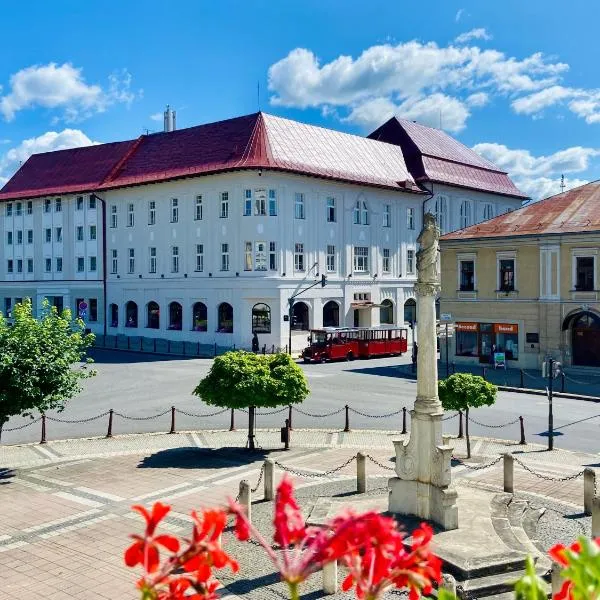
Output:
[
  {"left": 343, "top": 405, "right": 350, "bottom": 432},
  {"left": 264, "top": 459, "right": 275, "bottom": 501},
  {"left": 482, "top": 366, "right": 487, "bottom": 380},
  {"left": 283, "top": 419, "right": 290, "bottom": 450},
  {"left": 519, "top": 416, "right": 526, "bottom": 445},
  {"left": 214, "top": 342, "right": 217, "bottom": 357},
  {"left": 356, "top": 452, "right": 367, "bottom": 493},
  {"left": 262, "top": 345, "right": 266, "bottom": 355},
  {"left": 401, "top": 407, "right": 407, "bottom": 434},
  {"left": 520, "top": 369, "right": 524, "bottom": 388},
  {"left": 593, "top": 497, "right": 600, "bottom": 537},
  {"left": 106, "top": 409, "right": 114, "bottom": 438},
  {"left": 551, "top": 562, "right": 564, "bottom": 596},
  {"left": 169, "top": 406, "right": 176, "bottom": 434},
  {"left": 584, "top": 468, "right": 596, "bottom": 516},
  {"left": 503, "top": 454, "right": 514, "bottom": 494},
  {"left": 561, "top": 372, "right": 565, "bottom": 393},
  {"left": 238, "top": 479, "right": 251, "bottom": 523},
  {"left": 288, "top": 404, "right": 293, "bottom": 430},
  {"left": 440, "top": 574, "right": 456, "bottom": 595},
  {"left": 458, "top": 410, "right": 464, "bottom": 439},
  {"left": 229, "top": 408, "right": 236, "bottom": 431},
  {"left": 40, "top": 414, "right": 47, "bottom": 444},
  {"left": 322, "top": 561, "right": 338, "bottom": 595}
]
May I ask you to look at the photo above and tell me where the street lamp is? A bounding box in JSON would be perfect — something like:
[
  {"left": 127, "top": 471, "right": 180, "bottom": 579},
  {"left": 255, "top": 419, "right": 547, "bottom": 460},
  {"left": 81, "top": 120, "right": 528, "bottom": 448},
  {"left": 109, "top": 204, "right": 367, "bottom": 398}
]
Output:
[{"left": 287, "top": 273, "right": 327, "bottom": 355}]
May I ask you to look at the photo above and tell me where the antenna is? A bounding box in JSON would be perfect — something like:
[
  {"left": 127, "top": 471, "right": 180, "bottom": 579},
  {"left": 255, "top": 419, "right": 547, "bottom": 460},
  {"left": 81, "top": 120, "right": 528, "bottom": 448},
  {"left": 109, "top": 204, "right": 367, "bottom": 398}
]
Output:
[
  {"left": 560, "top": 174, "right": 566, "bottom": 193},
  {"left": 257, "top": 81, "right": 260, "bottom": 111}
]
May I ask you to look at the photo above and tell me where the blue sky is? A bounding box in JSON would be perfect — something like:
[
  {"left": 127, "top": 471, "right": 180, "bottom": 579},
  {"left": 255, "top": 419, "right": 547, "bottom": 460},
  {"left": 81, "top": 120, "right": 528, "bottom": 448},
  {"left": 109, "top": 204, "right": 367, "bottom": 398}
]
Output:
[{"left": 1, "top": 0, "right": 599, "bottom": 198}]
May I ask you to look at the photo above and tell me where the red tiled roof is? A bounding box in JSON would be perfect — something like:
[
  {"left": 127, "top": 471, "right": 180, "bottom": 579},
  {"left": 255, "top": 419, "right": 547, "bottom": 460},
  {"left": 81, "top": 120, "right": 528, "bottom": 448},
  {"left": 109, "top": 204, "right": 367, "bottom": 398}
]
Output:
[
  {"left": 441, "top": 180, "right": 600, "bottom": 241},
  {"left": 0, "top": 113, "right": 420, "bottom": 201},
  {"left": 368, "top": 117, "right": 527, "bottom": 199}
]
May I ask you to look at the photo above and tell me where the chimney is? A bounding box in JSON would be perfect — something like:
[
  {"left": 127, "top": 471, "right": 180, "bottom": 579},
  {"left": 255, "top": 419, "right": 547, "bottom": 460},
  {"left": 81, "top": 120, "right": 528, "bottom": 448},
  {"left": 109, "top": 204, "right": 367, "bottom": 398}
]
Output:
[{"left": 163, "top": 105, "right": 177, "bottom": 132}]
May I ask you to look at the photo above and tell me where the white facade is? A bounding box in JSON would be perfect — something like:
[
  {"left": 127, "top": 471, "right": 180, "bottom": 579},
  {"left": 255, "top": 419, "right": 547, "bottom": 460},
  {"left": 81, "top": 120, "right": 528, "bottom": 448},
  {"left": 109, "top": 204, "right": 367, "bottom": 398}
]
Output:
[{"left": 0, "top": 171, "right": 522, "bottom": 351}]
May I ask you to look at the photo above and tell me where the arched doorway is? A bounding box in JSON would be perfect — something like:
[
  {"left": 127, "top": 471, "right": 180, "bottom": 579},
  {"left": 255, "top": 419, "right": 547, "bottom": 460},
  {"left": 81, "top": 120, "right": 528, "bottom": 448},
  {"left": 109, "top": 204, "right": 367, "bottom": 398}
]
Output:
[
  {"left": 218, "top": 302, "right": 233, "bottom": 333},
  {"left": 323, "top": 301, "right": 339, "bottom": 327},
  {"left": 380, "top": 299, "right": 394, "bottom": 325},
  {"left": 404, "top": 298, "right": 416, "bottom": 324},
  {"left": 125, "top": 301, "right": 138, "bottom": 328},
  {"left": 568, "top": 311, "right": 600, "bottom": 366},
  {"left": 109, "top": 303, "right": 119, "bottom": 327},
  {"left": 252, "top": 303, "right": 271, "bottom": 333},
  {"left": 292, "top": 301, "right": 309, "bottom": 330},
  {"left": 168, "top": 302, "right": 182, "bottom": 330},
  {"left": 147, "top": 301, "right": 160, "bottom": 329},
  {"left": 192, "top": 302, "right": 207, "bottom": 331}
]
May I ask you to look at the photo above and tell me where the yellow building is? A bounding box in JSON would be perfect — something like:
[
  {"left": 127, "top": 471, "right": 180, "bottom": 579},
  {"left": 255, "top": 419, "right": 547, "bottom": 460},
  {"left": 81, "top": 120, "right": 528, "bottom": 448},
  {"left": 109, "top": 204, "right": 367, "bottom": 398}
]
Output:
[{"left": 440, "top": 181, "right": 600, "bottom": 370}]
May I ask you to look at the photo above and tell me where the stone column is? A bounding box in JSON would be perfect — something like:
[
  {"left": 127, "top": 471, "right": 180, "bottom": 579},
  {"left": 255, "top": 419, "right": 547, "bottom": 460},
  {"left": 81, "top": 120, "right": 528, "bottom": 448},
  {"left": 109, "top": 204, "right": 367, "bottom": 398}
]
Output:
[{"left": 388, "top": 213, "right": 458, "bottom": 530}]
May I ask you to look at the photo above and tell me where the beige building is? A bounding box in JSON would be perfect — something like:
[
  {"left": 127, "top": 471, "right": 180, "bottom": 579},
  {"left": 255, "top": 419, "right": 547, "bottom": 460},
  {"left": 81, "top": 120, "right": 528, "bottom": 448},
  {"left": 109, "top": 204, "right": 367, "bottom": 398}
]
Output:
[{"left": 440, "top": 181, "right": 600, "bottom": 370}]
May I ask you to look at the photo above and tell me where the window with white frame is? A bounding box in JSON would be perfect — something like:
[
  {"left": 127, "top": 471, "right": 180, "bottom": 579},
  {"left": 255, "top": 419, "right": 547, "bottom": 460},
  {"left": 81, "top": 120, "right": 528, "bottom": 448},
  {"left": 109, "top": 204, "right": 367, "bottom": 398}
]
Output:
[
  {"left": 27, "top": 258, "right": 33, "bottom": 273},
  {"left": 7, "top": 259, "right": 13, "bottom": 273},
  {"left": 244, "top": 242, "right": 253, "bottom": 271},
  {"left": 361, "top": 201, "right": 369, "bottom": 225},
  {"left": 255, "top": 189, "right": 266, "bottom": 215},
  {"left": 127, "top": 203, "right": 134, "bottom": 227},
  {"left": 148, "top": 201, "right": 156, "bottom": 225},
  {"left": 353, "top": 201, "right": 361, "bottom": 224},
  {"left": 16, "top": 230, "right": 22, "bottom": 245},
  {"left": 326, "top": 197, "right": 336, "bottom": 222},
  {"left": 45, "top": 258, "right": 52, "bottom": 273},
  {"left": 44, "top": 199, "right": 51, "bottom": 213},
  {"left": 27, "top": 229, "right": 33, "bottom": 244},
  {"left": 45, "top": 228, "right": 52, "bottom": 243},
  {"left": 56, "top": 257, "right": 63, "bottom": 272},
  {"left": 383, "top": 248, "right": 391, "bottom": 273},
  {"left": 460, "top": 200, "right": 472, "bottom": 229},
  {"left": 572, "top": 250, "right": 597, "bottom": 291},
  {"left": 294, "top": 243, "right": 305, "bottom": 271},
  {"left": 171, "top": 246, "right": 179, "bottom": 273},
  {"left": 111, "top": 249, "right": 118, "bottom": 274},
  {"left": 149, "top": 247, "right": 157, "bottom": 273},
  {"left": 5, "top": 203, "right": 12, "bottom": 216},
  {"left": 220, "top": 192, "right": 229, "bottom": 218},
  {"left": 76, "top": 226, "right": 83, "bottom": 241},
  {"left": 353, "top": 246, "right": 369, "bottom": 272},
  {"left": 88, "top": 195, "right": 96, "bottom": 209},
  {"left": 195, "top": 196, "right": 203, "bottom": 221},
  {"left": 497, "top": 252, "right": 516, "bottom": 291},
  {"left": 128, "top": 248, "right": 135, "bottom": 274},
  {"left": 195, "top": 244, "right": 204, "bottom": 272},
  {"left": 268, "top": 189, "right": 277, "bottom": 216},
  {"left": 26, "top": 201, "right": 32, "bottom": 215},
  {"left": 76, "top": 196, "right": 84, "bottom": 211},
  {"left": 55, "top": 198, "right": 62, "bottom": 212},
  {"left": 434, "top": 195, "right": 448, "bottom": 233},
  {"left": 171, "top": 198, "right": 179, "bottom": 223},
  {"left": 406, "top": 249, "right": 415, "bottom": 275},
  {"left": 383, "top": 204, "right": 391, "bottom": 227},
  {"left": 244, "top": 189, "right": 252, "bottom": 216},
  {"left": 483, "top": 203, "right": 494, "bottom": 221},
  {"left": 458, "top": 256, "right": 476, "bottom": 291},
  {"left": 77, "top": 257, "right": 84, "bottom": 272},
  {"left": 55, "top": 227, "right": 62, "bottom": 242},
  {"left": 269, "top": 242, "right": 277, "bottom": 271},
  {"left": 89, "top": 225, "right": 96, "bottom": 241},
  {"left": 15, "top": 202, "right": 22, "bottom": 216},
  {"left": 255, "top": 241, "right": 267, "bottom": 270},
  {"left": 16, "top": 259, "right": 22, "bottom": 273},
  {"left": 89, "top": 256, "right": 97, "bottom": 272},
  {"left": 326, "top": 245, "right": 336, "bottom": 272},
  {"left": 221, "top": 243, "right": 229, "bottom": 271},
  {"left": 110, "top": 205, "right": 117, "bottom": 228},
  {"left": 6, "top": 231, "right": 12, "bottom": 245},
  {"left": 295, "top": 193, "right": 305, "bottom": 219},
  {"left": 407, "top": 207, "right": 415, "bottom": 230}
]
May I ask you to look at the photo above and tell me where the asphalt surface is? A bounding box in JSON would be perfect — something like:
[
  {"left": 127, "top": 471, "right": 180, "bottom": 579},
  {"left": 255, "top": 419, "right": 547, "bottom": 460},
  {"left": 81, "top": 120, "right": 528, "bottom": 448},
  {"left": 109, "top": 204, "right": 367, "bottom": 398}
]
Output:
[{"left": 2, "top": 348, "right": 600, "bottom": 454}]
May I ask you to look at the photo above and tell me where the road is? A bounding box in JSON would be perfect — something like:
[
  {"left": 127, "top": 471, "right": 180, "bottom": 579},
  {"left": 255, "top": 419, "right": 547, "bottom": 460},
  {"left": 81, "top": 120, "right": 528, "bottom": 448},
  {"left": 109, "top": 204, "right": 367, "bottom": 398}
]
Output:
[{"left": 1, "top": 349, "right": 599, "bottom": 454}]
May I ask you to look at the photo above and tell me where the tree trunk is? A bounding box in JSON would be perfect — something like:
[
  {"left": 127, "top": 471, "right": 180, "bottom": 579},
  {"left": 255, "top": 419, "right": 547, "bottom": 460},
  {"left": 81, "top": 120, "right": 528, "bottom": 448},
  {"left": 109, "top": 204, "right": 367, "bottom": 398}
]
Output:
[
  {"left": 247, "top": 405, "right": 256, "bottom": 451},
  {"left": 465, "top": 407, "right": 471, "bottom": 459},
  {"left": 0, "top": 416, "right": 7, "bottom": 443}
]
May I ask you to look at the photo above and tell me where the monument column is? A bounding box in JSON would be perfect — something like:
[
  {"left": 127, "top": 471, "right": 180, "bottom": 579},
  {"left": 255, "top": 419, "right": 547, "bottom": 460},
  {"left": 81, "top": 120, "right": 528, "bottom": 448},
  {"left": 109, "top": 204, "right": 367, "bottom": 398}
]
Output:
[{"left": 388, "top": 213, "right": 458, "bottom": 530}]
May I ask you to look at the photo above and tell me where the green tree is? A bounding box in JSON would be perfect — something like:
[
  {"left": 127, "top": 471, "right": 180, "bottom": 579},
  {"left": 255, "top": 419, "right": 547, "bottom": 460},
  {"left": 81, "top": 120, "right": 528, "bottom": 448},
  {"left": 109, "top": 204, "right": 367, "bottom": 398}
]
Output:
[
  {"left": 194, "top": 351, "right": 309, "bottom": 449},
  {"left": 438, "top": 373, "right": 496, "bottom": 458},
  {"left": 0, "top": 299, "right": 95, "bottom": 439}
]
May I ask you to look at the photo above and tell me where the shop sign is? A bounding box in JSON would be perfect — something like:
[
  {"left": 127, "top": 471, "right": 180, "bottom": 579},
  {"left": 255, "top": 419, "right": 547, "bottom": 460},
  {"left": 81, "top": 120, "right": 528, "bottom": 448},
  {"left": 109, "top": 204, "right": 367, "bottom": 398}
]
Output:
[
  {"left": 440, "top": 313, "right": 453, "bottom": 321},
  {"left": 494, "top": 352, "right": 506, "bottom": 368},
  {"left": 456, "top": 322, "right": 478, "bottom": 332},
  {"left": 494, "top": 323, "right": 518, "bottom": 334}
]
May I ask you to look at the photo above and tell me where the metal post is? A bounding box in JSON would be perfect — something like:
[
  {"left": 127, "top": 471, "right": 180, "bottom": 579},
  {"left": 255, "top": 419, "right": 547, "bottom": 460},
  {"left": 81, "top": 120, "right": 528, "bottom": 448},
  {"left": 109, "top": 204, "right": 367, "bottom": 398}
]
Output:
[
  {"left": 458, "top": 410, "right": 464, "bottom": 438},
  {"left": 356, "top": 452, "right": 367, "bottom": 493},
  {"left": 401, "top": 407, "right": 407, "bottom": 434},
  {"left": 343, "top": 405, "right": 350, "bottom": 432},
  {"left": 548, "top": 357, "right": 554, "bottom": 451},
  {"left": 248, "top": 406, "right": 256, "bottom": 450},
  {"left": 238, "top": 480, "right": 251, "bottom": 523},
  {"left": 264, "top": 459, "right": 275, "bottom": 501},
  {"left": 40, "top": 414, "right": 47, "bottom": 444},
  {"left": 288, "top": 298, "right": 294, "bottom": 356},
  {"left": 214, "top": 342, "right": 217, "bottom": 357},
  {"left": 169, "top": 406, "right": 176, "bottom": 434},
  {"left": 153, "top": 337, "right": 156, "bottom": 352},
  {"left": 519, "top": 416, "right": 526, "bottom": 445},
  {"left": 440, "top": 575, "right": 456, "bottom": 595},
  {"left": 584, "top": 468, "right": 596, "bottom": 516},
  {"left": 503, "top": 454, "right": 514, "bottom": 493},
  {"left": 482, "top": 366, "right": 487, "bottom": 380},
  {"left": 106, "top": 409, "right": 114, "bottom": 438},
  {"left": 561, "top": 371, "right": 565, "bottom": 393},
  {"left": 520, "top": 369, "right": 524, "bottom": 388},
  {"left": 288, "top": 404, "right": 293, "bottom": 430},
  {"left": 445, "top": 323, "right": 449, "bottom": 378},
  {"left": 284, "top": 418, "right": 290, "bottom": 450},
  {"left": 229, "top": 408, "right": 236, "bottom": 431},
  {"left": 197, "top": 341, "right": 200, "bottom": 355},
  {"left": 592, "top": 497, "right": 600, "bottom": 537}
]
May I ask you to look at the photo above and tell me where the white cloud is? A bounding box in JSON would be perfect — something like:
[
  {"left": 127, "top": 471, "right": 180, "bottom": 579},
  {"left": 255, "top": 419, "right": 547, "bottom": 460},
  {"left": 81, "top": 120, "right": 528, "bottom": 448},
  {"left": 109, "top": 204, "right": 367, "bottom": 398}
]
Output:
[
  {"left": 0, "top": 129, "right": 98, "bottom": 184},
  {"left": 473, "top": 142, "right": 599, "bottom": 199},
  {"left": 0, "top": 63, "right": 140, "bottom": 122},
  {"left": 455, "top": 28, "right": 492, "bottom": 44},
  {"left": 150, "top": 112, "right": 163, "bottom": 122},
  {"left": 455, "top": 8, "right": 465, "bottom": 22},
  {"left": 267, "top": 42, "right": 568, "bottom": 131}
]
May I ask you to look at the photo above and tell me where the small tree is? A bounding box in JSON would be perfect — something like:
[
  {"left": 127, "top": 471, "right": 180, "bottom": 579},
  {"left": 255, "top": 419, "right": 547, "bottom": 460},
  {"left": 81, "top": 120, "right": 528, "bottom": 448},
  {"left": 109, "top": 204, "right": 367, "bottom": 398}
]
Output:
[
  {"left": 0, "top": 299, "right": 96, "bottom": 439},
  {"left": 194, "top": 351, "right": 309, "bottom": 449},
  {"left": 438, "top": 373, "right": 496, "bottom": 458}
]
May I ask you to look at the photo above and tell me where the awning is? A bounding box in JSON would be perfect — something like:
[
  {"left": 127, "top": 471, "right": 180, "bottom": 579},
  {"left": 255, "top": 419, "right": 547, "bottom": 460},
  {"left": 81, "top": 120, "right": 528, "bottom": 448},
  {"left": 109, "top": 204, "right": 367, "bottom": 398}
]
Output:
[{"left": 350, "top": 302, "right": 383, "bottom": 310}]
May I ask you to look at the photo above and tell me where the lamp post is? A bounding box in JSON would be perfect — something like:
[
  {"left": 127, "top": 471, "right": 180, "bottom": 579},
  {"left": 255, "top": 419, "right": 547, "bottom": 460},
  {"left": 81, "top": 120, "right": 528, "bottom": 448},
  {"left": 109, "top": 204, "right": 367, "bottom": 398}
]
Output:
[{"left": 287, "top": 273, "right": 327, "bottom": 355}]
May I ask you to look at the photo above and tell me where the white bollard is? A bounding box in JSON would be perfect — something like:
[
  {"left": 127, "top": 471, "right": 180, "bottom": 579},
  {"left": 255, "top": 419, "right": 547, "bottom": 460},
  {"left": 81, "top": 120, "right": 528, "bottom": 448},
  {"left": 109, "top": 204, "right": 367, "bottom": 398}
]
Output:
[
  {"left": 503, "top": 454, "right": 514, "bottom": 494},
  {"left": 264, "top": 459, "right": 275, "bottom": 501},
  {"left": 584, "top": 468, "right": 596, "bottom": 516},
  {"left": 239, "top": 479, "right": 251, "bottom": 524},
  {"left": 442, "top": 434, "right": 452, "bottom": 447},
  {"left": 357, "top": 452, "right": 367, "bottom": 493},
  {"left": 440, "top": 574, "right": 456, "bottom": 595},
  {"left": 593, "top": 497, "right": 600, "bottom": 537},
  {"left": 322, "top": 560, "right": 338, "bottom": 594},
  {"left": 551, "top": 562, "right": 564, "bottom": 596}
]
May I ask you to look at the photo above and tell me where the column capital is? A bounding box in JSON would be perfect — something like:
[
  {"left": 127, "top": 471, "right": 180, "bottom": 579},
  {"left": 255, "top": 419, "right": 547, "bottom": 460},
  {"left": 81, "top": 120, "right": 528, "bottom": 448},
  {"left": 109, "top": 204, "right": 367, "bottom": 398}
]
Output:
[{"left": 415, "top": 282, "right": 440, "bottom": 297}]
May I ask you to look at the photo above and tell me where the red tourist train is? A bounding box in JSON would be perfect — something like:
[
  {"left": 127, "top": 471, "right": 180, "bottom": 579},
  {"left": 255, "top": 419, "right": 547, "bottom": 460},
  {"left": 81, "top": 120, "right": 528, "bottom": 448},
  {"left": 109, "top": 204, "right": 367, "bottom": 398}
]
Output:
[{"left": 301, "top": 326, "right": 408, "bottom": 363}]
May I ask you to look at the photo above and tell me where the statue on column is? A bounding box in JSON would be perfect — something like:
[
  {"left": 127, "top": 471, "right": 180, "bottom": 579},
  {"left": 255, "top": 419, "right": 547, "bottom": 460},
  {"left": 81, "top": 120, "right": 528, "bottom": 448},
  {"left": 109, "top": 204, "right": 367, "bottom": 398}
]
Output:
[{"left": 416, "top": 213, "right": 439, "bottom": 285}]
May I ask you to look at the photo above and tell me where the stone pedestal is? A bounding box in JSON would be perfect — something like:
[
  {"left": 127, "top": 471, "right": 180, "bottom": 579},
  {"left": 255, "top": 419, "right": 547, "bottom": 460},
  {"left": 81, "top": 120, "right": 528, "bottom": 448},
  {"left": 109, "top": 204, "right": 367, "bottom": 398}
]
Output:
[{"left": 388, "top": 213, "right": 458, "bottom": 530}]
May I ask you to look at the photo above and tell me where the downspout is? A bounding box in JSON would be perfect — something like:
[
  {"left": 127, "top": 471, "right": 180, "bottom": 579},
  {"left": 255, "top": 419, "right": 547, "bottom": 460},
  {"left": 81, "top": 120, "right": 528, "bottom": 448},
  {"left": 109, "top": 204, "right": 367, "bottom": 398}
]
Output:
[
  {"left": 420, "top": 182, "right": 435, "bottom": 222},
  {"left": 91, "top": 193, "right": 107, "bottom": 336}
]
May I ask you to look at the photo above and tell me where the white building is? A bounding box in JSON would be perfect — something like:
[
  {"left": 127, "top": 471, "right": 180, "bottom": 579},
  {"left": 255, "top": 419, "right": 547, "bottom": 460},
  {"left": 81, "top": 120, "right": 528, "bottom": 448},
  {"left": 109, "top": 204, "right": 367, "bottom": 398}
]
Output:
[{"left": 0, "top": 111, "right": 526, "bottom": 351}]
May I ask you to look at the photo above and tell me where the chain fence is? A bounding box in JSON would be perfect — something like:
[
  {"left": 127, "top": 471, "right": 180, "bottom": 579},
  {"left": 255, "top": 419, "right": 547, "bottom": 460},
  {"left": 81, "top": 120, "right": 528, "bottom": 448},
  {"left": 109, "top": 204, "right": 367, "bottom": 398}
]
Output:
[
  {"left": 441, "top": 412, "right": 459, "bottom": 421},
  {"left": 2, "top": 417, "right": 42, "bottom": 432},
  {"left": 175, "top": 408, "right": 229, "bottom": 418},
  {"left": 274, "top": 455, "right": 357, "bottom": 479},
  {"left": 512, "top": 455, "right": 585, "bottom": 482},
  {"left": 45, "top": 411, "right": 111, "bottom": 424},
  {"left": 467, "top": 416, "right": 520, "bottom": 429},
  {"left": 113, "top": 409, "right": 172, "bottom": 421},
  {"left": 365, "top": 454, "right": 396, "bottom": 471},
  {"left": 452, "top": 455, "right": 503, "bottom": 471},
  {"left": 348, "top": 407, "right": 403, "bottom": 418},
  {"left": 292, "top": 406, "right": 345, "bottom": 418}
]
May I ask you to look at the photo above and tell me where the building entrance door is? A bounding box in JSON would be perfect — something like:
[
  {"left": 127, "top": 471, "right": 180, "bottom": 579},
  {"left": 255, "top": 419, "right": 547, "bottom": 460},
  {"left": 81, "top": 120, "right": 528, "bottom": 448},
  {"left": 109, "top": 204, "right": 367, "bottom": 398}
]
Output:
[
  {"left": 571, "top": 313, "right": 600, "bottom": 367},
  {"left": 479, "top": 323, "right": 494, "bottom": 364}
]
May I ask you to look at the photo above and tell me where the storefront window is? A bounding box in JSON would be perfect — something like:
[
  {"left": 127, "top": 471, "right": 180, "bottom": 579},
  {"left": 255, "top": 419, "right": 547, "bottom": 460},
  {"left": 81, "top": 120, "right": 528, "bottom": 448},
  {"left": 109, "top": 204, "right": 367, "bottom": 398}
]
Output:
[
  {"left": 456, "top": 323, "right": 479, "bottom": 357},
  {"left": 494, "top": 324, "right": 519, "bottom": 360}
]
